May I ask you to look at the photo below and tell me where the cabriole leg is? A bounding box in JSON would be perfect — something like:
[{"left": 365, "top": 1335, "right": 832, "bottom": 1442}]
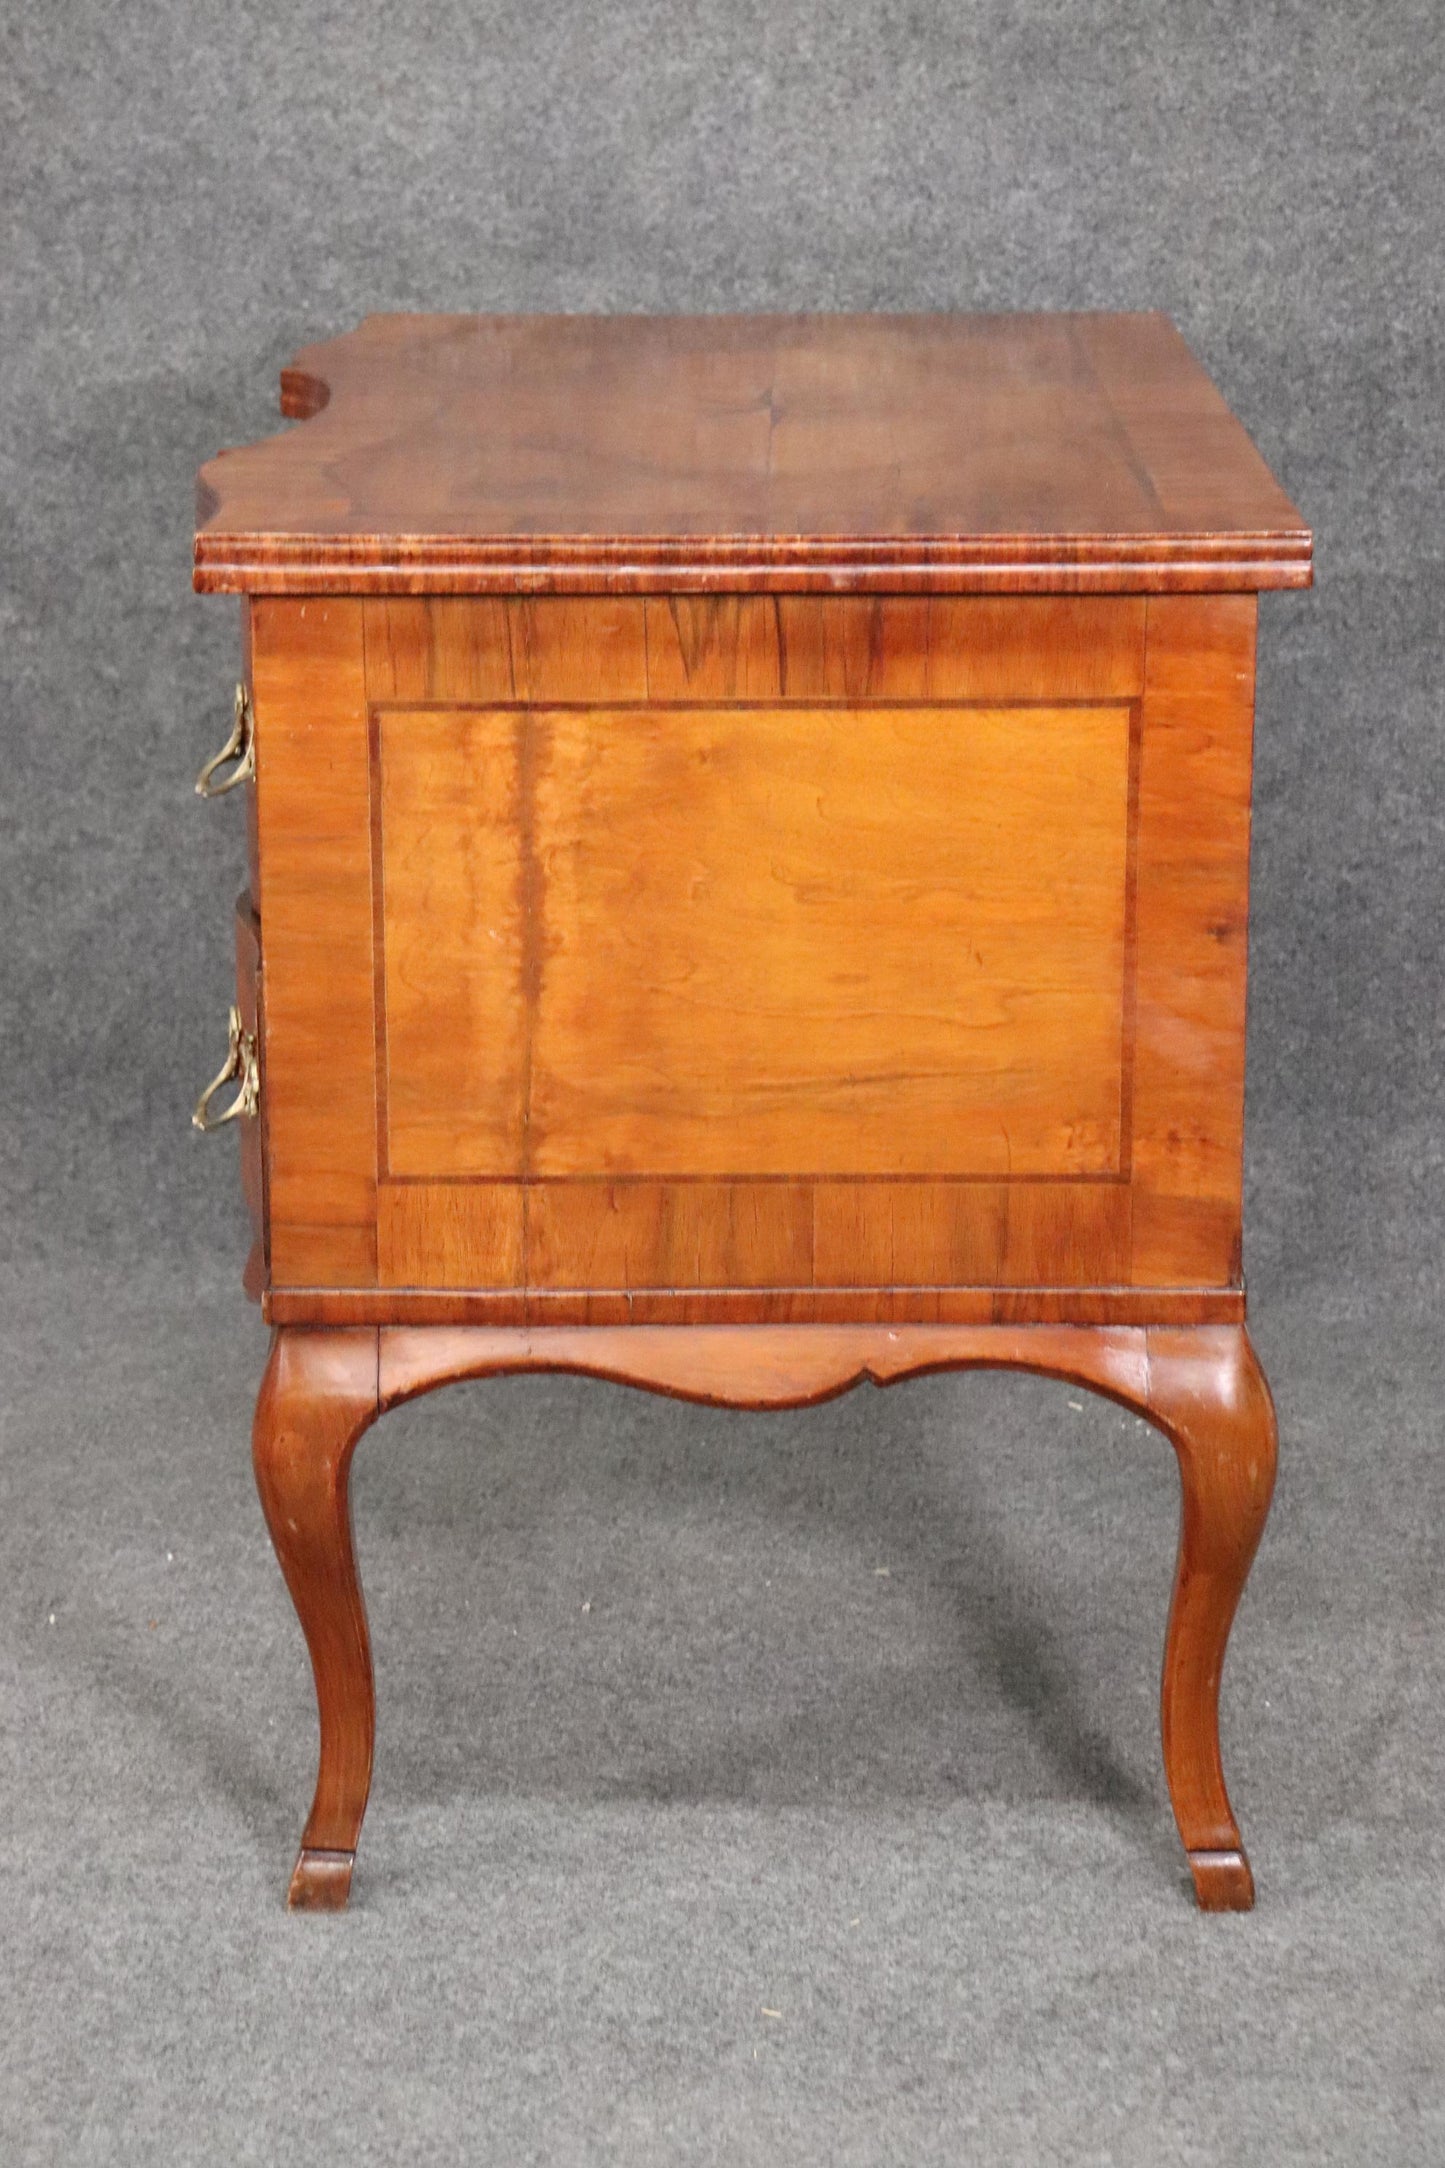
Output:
[
  {"left": 252, "top": 1327, "right": 380, "bottom": 1909},
  {"left": 247, "top": 1319, "right": 1277, "bottom": 1913},
  {"left": 1145, "top": 1326, "right": 1278, "bottom": 1910}
]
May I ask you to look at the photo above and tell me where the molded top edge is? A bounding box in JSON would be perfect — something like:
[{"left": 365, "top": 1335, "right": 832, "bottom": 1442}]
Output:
[{"left": 195, "top": 310, "right": 1312, "bottom": 595}]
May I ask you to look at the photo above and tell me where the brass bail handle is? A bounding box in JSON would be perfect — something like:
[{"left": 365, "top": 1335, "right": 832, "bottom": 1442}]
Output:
[
  {"left": 192, "top": 1004, "right": 260, "bottom": 1131},
  {"left": 196, "top": 683, "right": 256, "bottom": 798}
]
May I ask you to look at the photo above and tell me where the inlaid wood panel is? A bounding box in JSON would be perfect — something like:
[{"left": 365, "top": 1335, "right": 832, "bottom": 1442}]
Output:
[
  {"left": 644, "top": 596, "right": 784, "bottom": 699},
  {"left": 372, "top": 700, "right": 1133, "bottom": 1183},
  {"left": 511, "top": 597, "right": 649, "bottom": 702},
  {"left": 809, "top": 1181, "right": 1133, "bottom": 1289},
  {"left": 249, "top": 590, "right": 1263, "bottom": 1312},
  {"left": 365, "top": 596, "right": 515, "bottom": 703},
  {"left": 377, "top": 1183, "right": 524, "bottom": 1289},
  {"left": 372, "top": 1180, "right": 1138, "bottom": 1300},
  {"left": 530, "top": 702, "right": 1131, "bottom": 1178},
  {"left": 776, "top": 595, "right": 1147, "bottom": 702},
  {"left": 526, "top": 1181, "right": 816, "bottom": 1291},
  {"left": 362, "top": 594, "right": 1147, "bottom": 706},
  {"left": 364, "top": 595, "right": 649, "bottom": 704}
]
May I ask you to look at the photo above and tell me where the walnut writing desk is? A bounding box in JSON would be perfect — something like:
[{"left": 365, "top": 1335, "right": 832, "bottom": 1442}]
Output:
[{"left": 193, "top": 311, "right": 1310, "bottom": 1911}]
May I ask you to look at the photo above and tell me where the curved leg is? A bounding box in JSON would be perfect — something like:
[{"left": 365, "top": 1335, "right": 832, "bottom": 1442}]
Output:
[
  {"left": 252, "top": 1328, "right": 380, "bottom": 1909},
  {"left": 245, "top": 1319, "right": 1271, "bottom": 1911},
  {"left": 1145, "top": 1326, "right": 1278, "bottom": 1910},
  {"left": 377, "top": 1322, "right": 1274, "bottom": 1909}
]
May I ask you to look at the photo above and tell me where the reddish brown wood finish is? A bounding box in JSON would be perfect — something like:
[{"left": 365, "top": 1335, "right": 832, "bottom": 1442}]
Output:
[
  {"left": 263, "top": 1284, "right": 1245, "bottom": 1328},
  {"left": 375, "top": 1321, "right": 1160, "bottom": 1412},
  {"left": 233, "top": 895, "right": 267, "bottom": 1302},
  {"left": 249, "top": 1321, "right": 1274, "bottom": 1910},
  {"left": 1147, "top": 1327, "right": 1278, "bottom": 1909},
  {"left": 195, "top": 313, "right": 1310, "bottom": 595},
  {"left": 244, "top": 587, "right": 1260, "bottom": 1316},
  {"left": 248, "top": 599, "right": 377, "bottom": 1286},
  {"left": 196, "top": 312, "right": 1307, "bottom": 1915},
  {"left": 382, "top": 697, "right": 1132, "bottom": 1179},
  {"left": 251, "top": 1328, "right": 381, "bottom": 1909}
]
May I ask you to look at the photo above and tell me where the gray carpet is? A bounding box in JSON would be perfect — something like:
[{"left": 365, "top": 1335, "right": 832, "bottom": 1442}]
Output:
[
  {"left": 1, "top": 1249, "right": 1441, "bottom": 2164},
  {"left": 4, "top": 0, "right": 1444, "bottom": 2157}
]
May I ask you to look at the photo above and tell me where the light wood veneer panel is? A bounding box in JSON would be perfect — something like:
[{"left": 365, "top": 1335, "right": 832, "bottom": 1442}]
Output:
[
  {"left": 528, "top": 702, "right": 1131, "bottom": 1179},
  {"left": 365, "top": 596, "right": 648, "bottom": 704},
  {"left": 1129, "top": 596, "right": 1256, "bottom": 1286},
  {"left": 376, "top": 709, "right": 528, "bottom": 1179},
  {"left": 527, "top": 1181, "right": 815, "bottom": 1290},
  {"left": 372, "top": 1177, "right": 1132, "bottom": 1298},
  {"left": 250, "top": 599, "right": 377, "bottom": 1284},
  {"left": 811, "top": 1180, "right": 1131, "bottom": 1289},
  {"left": 377, "top": 1183, "right": 525, "bottom": 1288},
  {"left": 263, "top": 590, "right": 1258, "bottom": 1301}
]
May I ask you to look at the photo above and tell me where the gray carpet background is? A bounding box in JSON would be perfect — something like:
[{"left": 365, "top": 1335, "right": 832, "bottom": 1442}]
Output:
[{"left": 1, "top": 3, "right": 1441, "bottom": 2161}]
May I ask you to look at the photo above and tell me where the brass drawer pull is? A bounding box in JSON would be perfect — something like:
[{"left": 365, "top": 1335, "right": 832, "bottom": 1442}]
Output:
[
  {"left": 193, "top": 1004, "right": 260, "bottom": 1130},
  {"left": 196, "top": 684, "right": 256, "bottom": 797}
]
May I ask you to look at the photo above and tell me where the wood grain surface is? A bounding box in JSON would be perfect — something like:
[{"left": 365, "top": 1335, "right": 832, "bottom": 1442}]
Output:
[
  {"left": 1129, "top": 594, "right": 1257, "bottom": 1285},
  {"left": 377, "top": 700, "right": 1132, "bottom": 1181},
  {"left": 249, "top": 598, "right": 378, "bottom": 1286},
  {"left": 1145, "top": 1325, "right": 1278, "bottom": 1909},
  {"left": 264, "top": 1285, "right": 1244, "bottom": 1328},
  {"left": 233, "top": 894, "right": 267, "bottom": 1300},
  {"left": 247, "top": 1320, "right": 1273, "bottom": 1908},
  {"left": 251, "top": 1327, "right": 381, "bottom": 1911},
  {"left": 242, "top": 588, "right": 1263, "bottom": 1315},
  {"left": 195, "top": 313, "right": 1311, "bottom": 595},
  {"left": 363, "top": 593, "right": 1149, "bottom": 704},
  {"left": 220, "top": 315, "right": 1301, "bottom": 1917}
]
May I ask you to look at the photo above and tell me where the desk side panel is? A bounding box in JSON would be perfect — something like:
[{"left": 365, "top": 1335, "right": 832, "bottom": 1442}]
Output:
[
  {"left": 363, "top": 596, "right": 1147, "bottom": 1304},
  {"left": 251, "top": 593, "right": 1256, "bottom": 1316}
]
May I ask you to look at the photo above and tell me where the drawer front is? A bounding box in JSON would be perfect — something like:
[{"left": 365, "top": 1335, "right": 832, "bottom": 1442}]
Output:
[
  {"left": 242, "top": 611, "right": 262, "bottom": 911},
  {"left": 234, "top": 894, "right": 267, "bottom": 1298},
  {"left": 248, "top": 594, "right": 1254, "bottom": 1317}
]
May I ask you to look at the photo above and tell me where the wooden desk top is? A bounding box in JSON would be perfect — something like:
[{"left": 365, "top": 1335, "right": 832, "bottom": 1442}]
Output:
[{"left": 195, "top": 310, "right": 1310, "bottom": 597}]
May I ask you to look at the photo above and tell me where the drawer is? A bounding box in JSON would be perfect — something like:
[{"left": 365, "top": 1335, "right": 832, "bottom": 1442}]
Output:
[
  {"left": 192, "top": 892, "right": 267, "bottom": 1300},
  {"left": 234, "top": 895, "right": 267, "bottom": 1297},
  {"left": 195, "top": 656, "right": 261, "bottom": 909}
]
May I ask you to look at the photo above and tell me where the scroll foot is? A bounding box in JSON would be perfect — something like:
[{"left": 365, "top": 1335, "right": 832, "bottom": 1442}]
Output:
[
  {"left": 288, "top": 1848, "right": 357, "bottom": 1911},
  {"left": 1187, "top": 1848, "right": 1255, "bottom": 1911}
]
